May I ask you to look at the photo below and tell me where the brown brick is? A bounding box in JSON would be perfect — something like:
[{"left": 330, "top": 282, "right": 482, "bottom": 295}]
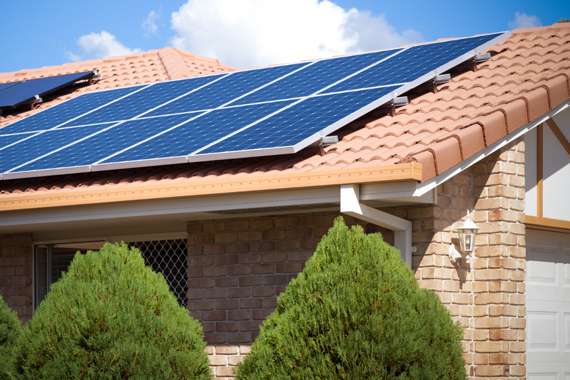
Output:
[
  {"left": 215, "top": 366, "right": 236, "bottom": 377},
  {"left": 216, "top": 322, "right": 240, "bottom": 333},
  {"left": 475, "top": 364, "right": 507, "bottom": 376},
  {"left": 214, "top": 346, "right": 239, "bottom": 355},
  {"left": 228, "top": 310, "right": 251, "bottom": 321},
  {"left": 204, "top": 311, "right": 227, "bottom": 321},
  {"left": 208, "top": 355, "right": 228, "bottom": 366}
]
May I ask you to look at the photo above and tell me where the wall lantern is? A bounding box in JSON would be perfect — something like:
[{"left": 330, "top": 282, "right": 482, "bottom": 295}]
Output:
[
  {"left": 457, "top": 217, "right": 478, "bottom": 254},
  {"left": 448, "top": 213, "right": 479, "bottom": 266}
]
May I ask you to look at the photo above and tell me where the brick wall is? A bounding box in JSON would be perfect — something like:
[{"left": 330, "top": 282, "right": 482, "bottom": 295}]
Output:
[
  {"left": 0, "top": 141, "right": 526, "bottom": 379},
  {"left": 0, "top": 234, "right": 33, "bottom": 321},
  {"left": 186, "top": 141, "right": 526, "bottom": 379},
  {"left": 187, "top": 214, "right": 345, "bottom": 378},
  {"left": 412, "top": 139, "right": 526, "bottom": 379}
]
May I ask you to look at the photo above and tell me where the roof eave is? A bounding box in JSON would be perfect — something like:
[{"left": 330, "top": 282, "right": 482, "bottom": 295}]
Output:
[{"left": 0, "top": 162, "right": 422, "bottom": 212}]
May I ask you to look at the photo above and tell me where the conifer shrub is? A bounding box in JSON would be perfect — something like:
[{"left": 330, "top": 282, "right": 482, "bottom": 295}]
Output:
[
  {"left": 0, "top": 295, "right": 22, "bottom": 379},
  {"left": 238, "top": 218, "right": 465, "bottom": 379},
  {"left": 14, "top": 243, "right": 210, "bottom": 379}
]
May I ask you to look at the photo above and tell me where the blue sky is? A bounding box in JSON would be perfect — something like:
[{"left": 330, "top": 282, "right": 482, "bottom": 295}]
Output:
[{"left": 1, "top": 0, "right": 568, "bottom": 72}]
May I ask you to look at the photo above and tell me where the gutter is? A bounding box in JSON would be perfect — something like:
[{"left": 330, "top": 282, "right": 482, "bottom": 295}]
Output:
[{"left": 340, "top": 184, "right": 413, "bottom": 266}]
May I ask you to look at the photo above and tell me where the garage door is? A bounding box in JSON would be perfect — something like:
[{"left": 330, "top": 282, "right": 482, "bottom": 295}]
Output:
[{"left": 526, "top": 228, "right": 570, "bottom": 379}]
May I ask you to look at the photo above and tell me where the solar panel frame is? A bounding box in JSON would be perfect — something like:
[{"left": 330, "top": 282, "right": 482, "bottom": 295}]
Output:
[{"left": 0, "top": 31, "right": 509, "bottom": 180}]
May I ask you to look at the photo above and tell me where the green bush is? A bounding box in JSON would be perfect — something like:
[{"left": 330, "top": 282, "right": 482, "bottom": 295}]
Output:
[
  {"left": 0, "top": 295, "right": 22, "bottom": 379},
  {"left": 14, "top": 243, "right": 210, "bottom": 379},
  {"left": 238, "top": 218, "right": 465, "bottom": 380}
]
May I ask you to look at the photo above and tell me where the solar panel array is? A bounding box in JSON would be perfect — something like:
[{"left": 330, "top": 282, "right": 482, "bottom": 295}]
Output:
[
  {"left": 0, "top": 71, "right": 95, "bottom": 109},
  {"left": 0, "top": 32, "right": 506, "bottom": 180}
]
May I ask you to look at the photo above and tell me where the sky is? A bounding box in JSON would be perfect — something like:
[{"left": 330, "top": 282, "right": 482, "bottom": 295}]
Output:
[{"left": 0, "top": 0, "right": 568, "bottom": 72}]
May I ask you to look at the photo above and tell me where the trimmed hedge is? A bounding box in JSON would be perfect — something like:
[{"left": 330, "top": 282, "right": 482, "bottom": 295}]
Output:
[
  {"left": 0, "top": 295, "right": 22, "bottom": 379},
  {"left": 238, "top": 218, "right": 466, "bottom": 379},
  {"left": 14, "top": 243, "right": 210, "bottom": 379}
]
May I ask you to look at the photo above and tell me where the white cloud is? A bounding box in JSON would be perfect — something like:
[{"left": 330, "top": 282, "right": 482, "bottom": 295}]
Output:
[
  {"left": 169, "top": 0, "right": 421, "bottom": 68},
  {"left": 66, "top": 31, "right": 140, "bottom": 61},
  {"left": 143, "top": 10, "right": 160, "bottom": 35},
  {"left": 509, "top": 12, "right": 541, "bottom": 29}
]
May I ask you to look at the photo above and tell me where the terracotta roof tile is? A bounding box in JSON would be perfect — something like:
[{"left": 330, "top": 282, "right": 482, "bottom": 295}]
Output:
[{"left": 0, "top": 23, "right": 569, "bottom": 195}]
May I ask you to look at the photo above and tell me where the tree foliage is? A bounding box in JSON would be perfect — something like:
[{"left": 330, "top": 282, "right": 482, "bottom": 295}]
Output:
[
  {"left": 238, "top": 217, "right": 466, "bottom": 379},
  {"left": 0, "top": 295, "right": 22, "bottom": 379},
  {"left": 15, "top": 243, "right": 210, "bottom": 379}
]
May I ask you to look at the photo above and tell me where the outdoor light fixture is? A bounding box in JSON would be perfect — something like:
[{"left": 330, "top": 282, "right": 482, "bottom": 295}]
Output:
[
  {"left": 448, "top": 213, "right": 479, "bottom": 266},
  {"left": 456, "top": 217, "right": 478, "bottom": 254}
]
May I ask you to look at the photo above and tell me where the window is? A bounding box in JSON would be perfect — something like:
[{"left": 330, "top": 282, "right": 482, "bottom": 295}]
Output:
[{"left": 34, "top": 238, "right": 188, "bottom": 308}]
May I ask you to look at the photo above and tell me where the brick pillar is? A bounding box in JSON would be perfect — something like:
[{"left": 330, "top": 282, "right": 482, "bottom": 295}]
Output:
[
  {"left": 412, "top": 139, "right": 526, "bottom": 379},
  {"left": 0, "top": 234, "right": 33, "bottom": 321},
  {"left": 471, "top": 140, "right": 526, "bottom": 378}
]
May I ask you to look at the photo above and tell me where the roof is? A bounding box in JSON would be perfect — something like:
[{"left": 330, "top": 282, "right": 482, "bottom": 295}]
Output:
[
  {"left": 0, "top": 47, "right": 232, "bottom": 128},
  {"left": 0, "top": 23, "right": 569, "bottom": 210}
]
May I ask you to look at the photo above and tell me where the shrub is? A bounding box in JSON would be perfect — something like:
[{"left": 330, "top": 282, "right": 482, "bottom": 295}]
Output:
[
  {"left": 0, "top": 295, "right": 22, "bottom": 379},
  {"left": 238, "top": 218, "right": 465, "bottom": 379},
  {"left": 14, "top": 243, "right": 210, "bottom": 379}
]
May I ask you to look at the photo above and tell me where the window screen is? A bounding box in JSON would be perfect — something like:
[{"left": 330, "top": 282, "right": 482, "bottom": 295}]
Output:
[
  {"left": 131, "top": 239, "right": 188, "bottom": 307},
  {"left": 34, "top": 238, "right": 188, "bottom": 308}
]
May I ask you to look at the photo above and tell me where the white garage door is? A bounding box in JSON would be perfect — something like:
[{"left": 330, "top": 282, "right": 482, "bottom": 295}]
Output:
[{"left": 526, "top": 228, "right": 570, "bottom": 379}]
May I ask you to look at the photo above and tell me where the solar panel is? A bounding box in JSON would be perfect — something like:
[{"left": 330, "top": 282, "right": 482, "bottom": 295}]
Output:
[
  {"left": 18, "top": 114, "right": 203, "bottom": 171},
  {"left": 326, "top": 34, "right": 499, "bottom": 92},
  {"left": 145, "top": 64, "right": 306, "bottom": 117},
  {"left": 200, "top": 87, "right": 399, "bottom": 155},
  {"left": 0, "top": 32, "right": 507, "bottom": 180},
  {"left": 0, "top": 85, "right": 143, "bottom": 134},
  {"left": 0, "top": 125, "right": 109, "bottom": 173},
  {"left": 0, "top": 71, "right": 95, "bottom": 109},
  {"left": 70, "top": 75, "right": 225, "bottom": 125},
  {"left": 100, "top": 101, "right": 294, "bottom": 166},
  {"left": 230, "top": 49, "right": 401, "bottom": 105}
]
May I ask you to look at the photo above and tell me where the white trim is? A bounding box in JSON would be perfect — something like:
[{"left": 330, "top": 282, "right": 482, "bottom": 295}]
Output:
[
  {"left": 413, "top": 100, "right": 570, "bottom": 197},
  {"left": 340, "top": 184, "right": 413, "bottom": 266}
]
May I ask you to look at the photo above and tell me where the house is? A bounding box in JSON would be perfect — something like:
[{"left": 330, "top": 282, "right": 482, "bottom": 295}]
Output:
[{"left": 0, "top": 22, "right": 569, "bottom": 379}]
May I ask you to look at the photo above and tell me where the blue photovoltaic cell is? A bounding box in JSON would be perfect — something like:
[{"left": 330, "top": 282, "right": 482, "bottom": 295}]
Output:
[
  {"left": 0, "top": 134, "right": 34, "bottom": 149},
  {"left": 0, "top": 86, "right": 141, "bottom": 134},
  {"left": 232, "top": 49, "right": 400, "bottom": 105},
  {"left": 326, "top": 34, "right": 502, "bottom": 93},
  {"left": 18, "top": 113, "right": 203, "bottom": 172},
  {"left": 0, "top": 125, "right": 108, "bottom": 173},
  {"left": 71, "top": 75, "right": 224, "bottom": 125},
  {"left": 0, "top": 82, "right": 18, "bottom": 92},
  {"left": 105, "top": 100, "right": 293, "bottom": 163},
  {"left": 146, "top": 64, "right": 306, "bottom": 117},
  {"left": 202, "top": 86, "right": 399, "bottom": 153},
  {"left": 0, "top": 71, "right": 93, "bottom": 108}
]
